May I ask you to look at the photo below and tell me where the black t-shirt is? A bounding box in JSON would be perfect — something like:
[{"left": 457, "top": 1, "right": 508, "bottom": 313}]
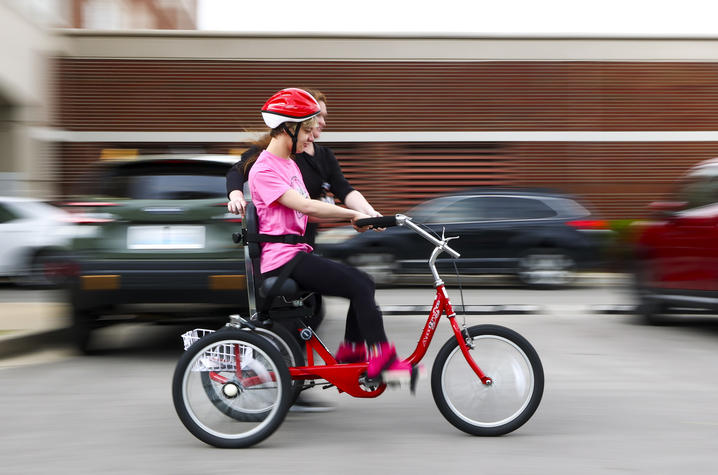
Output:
[{"left": 225, "top": 144, "right": 354, "bottom": 202}]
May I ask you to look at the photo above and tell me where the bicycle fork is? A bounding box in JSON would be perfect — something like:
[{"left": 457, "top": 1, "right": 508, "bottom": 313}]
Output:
[
  {"left": 447, "top": 316, "right": 493, "bottom": 386},
  {"left": 439, "top": 286, "right": 493, "bottom": 386},
  {"left": 405, "top": 284, "right": 493, "bottom": 386}
]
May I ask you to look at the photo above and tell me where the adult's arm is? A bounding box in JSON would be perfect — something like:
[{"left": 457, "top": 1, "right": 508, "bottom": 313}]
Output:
[
  {"left": 226, "top": 148, "right": 258, "bottom": 215},
  {"left": 226, "top": 163, "right": 246, "bottom": 215},
  {"left": 320, "top": 147, "right": 380, "bottom": 216},
  {"left": 344, "top": 190, "right": 380, "bottom": 217},
  {"left": 226, "top": 163, "right": 244, "bottom": 199},
  {"left": 321, "top": 146, "right": 354, "bottom": 202}
]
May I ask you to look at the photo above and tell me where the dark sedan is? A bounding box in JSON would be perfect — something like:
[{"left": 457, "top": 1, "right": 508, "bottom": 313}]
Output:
[{"left": 316, "top": 188, "right": 613, "bottom": 289}]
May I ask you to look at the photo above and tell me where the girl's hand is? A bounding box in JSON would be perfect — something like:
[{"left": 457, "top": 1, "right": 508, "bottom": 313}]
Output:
[
  {"left": 351, "top": 212, "right": 371, "bottom": 232},
  {"left": 366, "top": 209, "right": 385, "bottom": 232}
]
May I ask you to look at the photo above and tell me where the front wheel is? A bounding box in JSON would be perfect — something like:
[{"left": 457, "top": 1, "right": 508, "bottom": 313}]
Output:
[
  {"left": 172, "top": 329, "right": 291, "bottom": 448},
  {"left": 431, "top": 324, "right": 544, "bottom": 436}
]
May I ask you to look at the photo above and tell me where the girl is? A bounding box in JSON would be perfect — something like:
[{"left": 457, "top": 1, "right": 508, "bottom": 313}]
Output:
[
  {"left": 248, "top": 88, "right": 412, "bottom": 382},
  {"left": 227, "top": 87, "right": 380, "bottom": 245}
]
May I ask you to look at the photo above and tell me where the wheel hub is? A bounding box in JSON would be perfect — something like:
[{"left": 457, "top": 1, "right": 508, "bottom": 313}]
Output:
[{"left": 221, "top": 382, "right": 240, "bottom": 398}]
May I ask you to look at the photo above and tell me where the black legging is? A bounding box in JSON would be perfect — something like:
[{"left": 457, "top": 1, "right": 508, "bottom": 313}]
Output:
[{"left": 263, "top": 252, "right": 388, "bottom": 346}]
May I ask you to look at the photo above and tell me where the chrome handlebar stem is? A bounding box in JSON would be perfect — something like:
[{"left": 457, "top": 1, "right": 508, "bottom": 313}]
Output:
[{"left": 396, "top": 214, "right": 460, "bottom": 286}]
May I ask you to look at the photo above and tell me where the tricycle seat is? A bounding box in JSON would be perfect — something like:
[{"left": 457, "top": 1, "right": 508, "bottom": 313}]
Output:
[
  {"left": 240, "top": 190, "right": 313, "bottom": 322},
  {"left": 259, "top": 276, "right": 304, "bottom": 299}
]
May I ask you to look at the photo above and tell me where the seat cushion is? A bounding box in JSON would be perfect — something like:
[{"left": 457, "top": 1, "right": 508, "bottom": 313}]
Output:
[{"left": 259, "top": 276, "right": 304, "bottom": 299}]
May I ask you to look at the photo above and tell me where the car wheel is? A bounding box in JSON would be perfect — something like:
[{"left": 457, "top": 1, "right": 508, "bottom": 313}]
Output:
[
  {"left": 633, "top": 260, "right": 668, "bottom": 325},
  {"left": 12, "top": 251, "right": 66, "bottom": 288},
  {"left": 517, "top": 248, "right": 576, "bottom": 289},
  {"left": 347, "top": 253, "right": 397, "bottom": 286},
  {"left": 71, "top": 309, "right": 100, "bottom": 354}
]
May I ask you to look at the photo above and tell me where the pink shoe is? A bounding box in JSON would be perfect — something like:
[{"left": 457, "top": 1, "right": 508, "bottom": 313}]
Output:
[
  {"left": 334, "top": 341, "right": 367, "bottom": 364},
  {"left": 366, "top": 343, "right": 412, "bottom": 381}
]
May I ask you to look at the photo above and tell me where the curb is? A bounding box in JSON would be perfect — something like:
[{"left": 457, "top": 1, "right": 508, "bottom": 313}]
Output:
[{"left": 0, "top": 328, "right": 72, "bottom": 360}]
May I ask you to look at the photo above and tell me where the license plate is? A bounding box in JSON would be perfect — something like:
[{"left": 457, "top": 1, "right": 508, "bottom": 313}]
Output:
[{"left": 127, "top": 225, "right": 205, "bottom": 249}]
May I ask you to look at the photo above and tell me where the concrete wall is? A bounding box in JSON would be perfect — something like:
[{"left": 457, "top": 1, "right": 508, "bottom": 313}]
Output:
[{"left": 0, "top": 2, "right": 61, "bottom": 197}]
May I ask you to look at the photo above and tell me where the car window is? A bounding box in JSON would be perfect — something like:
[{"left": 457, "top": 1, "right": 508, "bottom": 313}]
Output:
[
  {"left": 14, "top": 201, "right": 67, "bottom": 219},
  {"left": 415, "top": 195, "right": 559, "bottom": 224},
  {"left": 437, "top": 197, "right": 488, "bottom": 223},
  {"left": 545, "top": 197, "right": 590, "bottom": 218},
  {"left": 678, "top": 175, "right": 718, "bottom": 209},
  {"left": 98, "top": 163, "right": 228, "bottom": 200},
  {"left": 0, "top": 203, "right": 18, "bottom": 223},
  {"left": 478, "top": 196, "right": 557, "bottom": 220},
  {"left": 408, "top": 197, "right": 464, "bottom": 223}
]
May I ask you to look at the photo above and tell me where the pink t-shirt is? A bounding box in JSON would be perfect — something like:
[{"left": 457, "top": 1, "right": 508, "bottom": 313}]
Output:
[{"left": 248, "top": 150, "right": 313, "bottom": 273}]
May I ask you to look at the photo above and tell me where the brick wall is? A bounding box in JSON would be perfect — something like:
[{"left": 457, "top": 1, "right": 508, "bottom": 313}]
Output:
[{"left": 55, "top": 59, "right": 718, "bottom": 218}]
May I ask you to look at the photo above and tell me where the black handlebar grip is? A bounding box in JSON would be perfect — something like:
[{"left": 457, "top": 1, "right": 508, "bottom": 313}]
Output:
[
  {"left": 232, "top": 232, "right": 242, "bottom": 243},
  {"left": 355, "top": 216, "right": 397, "bottom": 228}
]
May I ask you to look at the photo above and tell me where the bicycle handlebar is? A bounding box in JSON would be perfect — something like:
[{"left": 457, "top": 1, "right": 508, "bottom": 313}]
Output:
[
  {"left": 354, "top": 216, "right": 398, "bottom": 228},
  {"left": 356, "top": 214, "right": 460, "bottom": 259}
]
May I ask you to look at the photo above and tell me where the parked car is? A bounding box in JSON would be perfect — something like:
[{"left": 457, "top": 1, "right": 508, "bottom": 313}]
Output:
[
  {"left": 0, "top": 197, "right": 76, "bottom": 287},
  {"left": 634, "top": 157, "right": 718, "bottom": 323},
  {"left": 64, "top": 154, "right": 251, "bottom": 352},
  {"left": 316, "top": 188, "right": 612, "bottom": 289}
]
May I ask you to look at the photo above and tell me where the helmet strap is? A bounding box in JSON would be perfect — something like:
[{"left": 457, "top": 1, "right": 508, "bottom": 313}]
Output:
[{"left": 282, "top": 122, "right": 303, "bottom": 156}]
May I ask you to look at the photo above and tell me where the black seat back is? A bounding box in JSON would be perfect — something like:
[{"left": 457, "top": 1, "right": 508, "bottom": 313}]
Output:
[
  {"left": 242, "top": 198, "right": 309, "bottom": 320},
  {"left": 242, "top": 191, "right": 261, "bottom": 317}
]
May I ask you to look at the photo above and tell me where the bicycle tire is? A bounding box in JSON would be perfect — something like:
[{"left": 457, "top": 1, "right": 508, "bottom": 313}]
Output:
[
  {"left": 172, "top": 329, "right": 291, "bottom": 448},
  {"left": 431, "top": 324, "right": 544, "bottom": 436},
  {"left": 200, "top": 323, "right": 304, "bottom": 420}
]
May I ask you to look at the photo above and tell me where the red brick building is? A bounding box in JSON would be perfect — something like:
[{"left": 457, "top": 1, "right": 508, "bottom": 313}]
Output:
[{"left": 51, "top": 32, "right": 718, "bottom": 219}]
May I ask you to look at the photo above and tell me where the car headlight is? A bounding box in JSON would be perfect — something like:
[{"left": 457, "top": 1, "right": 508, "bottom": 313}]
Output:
[{"left": 315, "top": 227, "right": 357, "bottom": 244}]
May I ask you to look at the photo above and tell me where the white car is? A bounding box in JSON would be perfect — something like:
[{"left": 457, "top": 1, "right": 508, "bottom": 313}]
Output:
[{"left": 0, "top": 197, "right": 76, "bottom": 286}]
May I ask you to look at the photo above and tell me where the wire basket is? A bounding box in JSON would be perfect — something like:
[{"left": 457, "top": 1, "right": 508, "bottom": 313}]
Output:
[
  {"left": 181, "top": 328, "right": 254, "bottom": 372},
  {"left": 181, "top": 328, "right": 216, "bottom": 351}
]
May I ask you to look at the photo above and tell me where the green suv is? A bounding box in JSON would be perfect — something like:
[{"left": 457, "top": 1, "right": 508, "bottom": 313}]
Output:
[{"left": 65, "top": 154, "right": 247, "bottom": 351}]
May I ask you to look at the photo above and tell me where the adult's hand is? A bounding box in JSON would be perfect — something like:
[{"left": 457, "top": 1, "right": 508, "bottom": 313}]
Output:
[
  {"left": 227, "top": 190, "right": 246, "bottom": 216},
  {"left": 365, "top": 209, "right": 386, "bottom": 231},
  {"left": 351, "top": 212, "right": 371, "bottom": 232}
]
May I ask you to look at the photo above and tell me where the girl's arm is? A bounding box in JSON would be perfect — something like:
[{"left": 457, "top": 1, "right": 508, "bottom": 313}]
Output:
[{"left": 278, "top": 189, "right": 367, "bottom": 221}]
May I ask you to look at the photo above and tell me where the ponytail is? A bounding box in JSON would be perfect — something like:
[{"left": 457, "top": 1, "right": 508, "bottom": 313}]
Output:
[{"left": 241, "top": 132, "right": 272, "bottom": 177}]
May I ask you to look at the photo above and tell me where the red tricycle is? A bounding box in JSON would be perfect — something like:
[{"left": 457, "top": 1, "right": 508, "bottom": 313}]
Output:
[{"left": 172, "top": 213, "right": 544, "bottom": 448}]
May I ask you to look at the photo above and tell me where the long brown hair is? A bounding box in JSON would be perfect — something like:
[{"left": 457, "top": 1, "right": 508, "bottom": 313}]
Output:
[
  {"left": 301, "top": 87, "right": 327, "bottom": 105},
  {"left": 241, "top": 131, "right": 273, "bottom": 177}
]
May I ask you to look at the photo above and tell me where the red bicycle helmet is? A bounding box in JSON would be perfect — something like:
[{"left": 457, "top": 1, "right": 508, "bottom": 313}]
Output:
[{"left": 261, "top": 88, "right": 320, "bottom": 129}]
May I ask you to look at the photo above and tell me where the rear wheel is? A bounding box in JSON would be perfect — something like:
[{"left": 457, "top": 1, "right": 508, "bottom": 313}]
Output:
[
  {"left": 12, "top": 250, "right": 66, "bottom": 288},
  {"left": 201, "top": 323, "right": 304, "bottom": 417},
  {"left": 432, "top": 324, "right": 544, "bottom": 436},
  {"left": 173, "top": 329, "right": 290, "bottom": 448}
]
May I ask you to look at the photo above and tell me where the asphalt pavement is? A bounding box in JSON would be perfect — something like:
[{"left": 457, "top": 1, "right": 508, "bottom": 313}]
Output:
[{"left": 2, "top": 283, "right": 718, "bottom": 474}]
